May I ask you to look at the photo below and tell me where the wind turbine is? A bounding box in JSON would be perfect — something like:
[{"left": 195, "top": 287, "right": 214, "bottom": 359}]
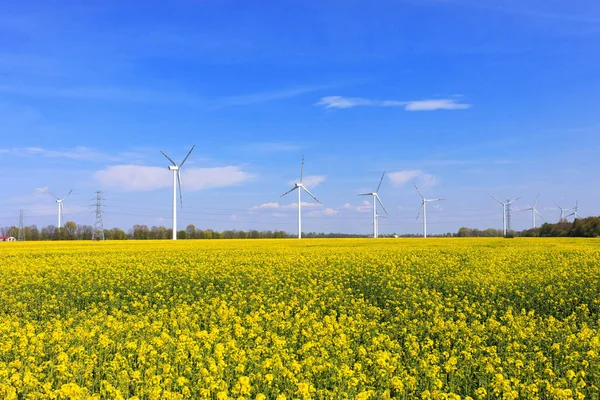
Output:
[
  {"left": 160, "top": 145, "right": 195, "bottom": 240},
  {"left": 521, "top": 194, "right": 543, "bottom": 229},
  {"left": 491, "top": 196, "right": 520, "bottom": 237},
  {"left": 567, "top": 201, "right": 582, "bottom": 220},
  {"left": 281, "top": 156, "right": 321, "bottom": 239},
  {"left": 358, "top": 172, "right": 388, "bottom": 238},
  {"left": 50, "top": 189, "right": 73, "bottom": 229},
  {"left": 553, "top": 201, "right": 571, "bottom": 223},
  {"left": 415, "top": 184, "right": 444, "bottom": 238}
]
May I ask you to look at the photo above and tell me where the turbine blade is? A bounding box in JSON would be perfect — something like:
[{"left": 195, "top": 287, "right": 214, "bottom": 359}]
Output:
[
  {"left": 416, "top": 202, "right": 424, "bottom": 220},
  {"left": 302, "top": 186, "right": 321, "bottom": 204},
  {"left": 179, "top": 145, "right": 195, "bottom": 167},
  {"left": 280, "top": 187, "right": 297, "bottom": 197},
  {"left": 534, "top": 193, "right": 540, "bottom": 208},
  {"left": 49, "top": 191, "right": 60, "bottom": 200},
  {"left": 376, "top": 172, "right": 385, "bottom": 192},
  {"left": 491, "top": 196, "right": 503, "bottom": 205},
  {"left": 414, "top": 184, "right": 424, "bottom": 199},
  {"left": 160, "top": 151, "right": 177, "bottom": 166},
  {"left": 376, "top": 194, "right": 388, "bottom": 215},
  {"left": 430, "top": 198, "right": 445, "bottom": 202},
  {"left": 358, "top": 193, "right": 371, "bottom": 196},
  {"left": 300, "top": 155, "right": 304, "bottom": 183},
  {"left": 553, "top": 200, "right": 562, "bottom": 210},
  {"left": 177, "top": 170, "right": 183, "bottom": 208},
  {"left": 508, "top": 197, "right": 521, "bottom": 204},
  {"left": 535, "top": 209, "right": 544, "bottom": 219},
  {"left": 62, "top": 189, "right": 73, "bottom": 202}
]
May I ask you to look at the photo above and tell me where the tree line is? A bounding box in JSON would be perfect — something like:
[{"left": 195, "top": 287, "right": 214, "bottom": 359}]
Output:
[
  {"left": 0, "top": 223, "right": 373, "bottom": 241},
  {"left": 1, "top": 217, "right": 598, "bottom": 241},
  {"left": 456, "top": 216, "right": 600, "bottom": 238}
]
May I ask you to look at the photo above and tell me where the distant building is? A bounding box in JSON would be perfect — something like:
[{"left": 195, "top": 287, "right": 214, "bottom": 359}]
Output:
[{"left": 0, "top": 236, "right": 16, "bottom": 242}]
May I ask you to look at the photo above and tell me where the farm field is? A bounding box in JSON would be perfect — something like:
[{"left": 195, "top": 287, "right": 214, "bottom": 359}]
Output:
[{"left": 1, "top": 239, "right": 600, "bottom": 399}]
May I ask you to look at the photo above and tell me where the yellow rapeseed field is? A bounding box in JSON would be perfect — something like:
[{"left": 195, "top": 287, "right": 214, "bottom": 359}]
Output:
[{"left": 1, "top": 238, "right": 600, "bottom": 399}]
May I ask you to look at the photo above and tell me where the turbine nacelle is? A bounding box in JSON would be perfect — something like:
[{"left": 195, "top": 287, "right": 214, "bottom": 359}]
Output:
[{"left": 168, "top": 166, "right": 180, "bottom": 171}]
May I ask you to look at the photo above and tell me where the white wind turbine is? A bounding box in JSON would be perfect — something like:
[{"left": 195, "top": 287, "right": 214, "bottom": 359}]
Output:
[
  {"left": 50, "top": 189, "right": 73, "bottom": 229},
  {"left": 521, "top": 193, "right": 543, "bottom": 229},
  {"left": 567, "top": 201, "right": 582, "bottom": 220},
  {"left": 280, "top": 156, "right": 321, "bottom": 239},
  {"left": 415, "top": 184, "right": 444, "bottom": 238},
  {"left": 491, "top": 196, "right": 520, "bottom": 237},
  {"left": 553, "top": 201, "right": 571, "bottom": 222},
  {"left": 160, "top": 145, "right": 195, "bottom": 240},
  {"left": 358, "top": 172, "right": 388, "bottom": 238}
]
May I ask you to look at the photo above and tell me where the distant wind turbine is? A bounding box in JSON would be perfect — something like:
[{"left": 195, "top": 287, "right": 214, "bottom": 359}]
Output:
[
  {"left": 491, "top": 196, "right": 520, "bottom": 237},
  {"left": 553, "top": 201, "right": 571, "bottom": 223},
  {"left": 160, "top": 145, "right": 195, "bottom": 240},
  {"left": 521, "top": 194, "right": 543, "bottom": 229},
  {"left": 415, "top": 184, "right": 444, "bottom": 238},
  {"left": 50, "top": 189, "right": 73, "bottom": 229},
  {"left": 358, "top": 172, "right": 388, "bottom": 238},
  {"left": 567, "top": 201, "right": 582, "bottom": 220},
  {"left": 280, "top": 156, "right": 321, "bottom": 239}
]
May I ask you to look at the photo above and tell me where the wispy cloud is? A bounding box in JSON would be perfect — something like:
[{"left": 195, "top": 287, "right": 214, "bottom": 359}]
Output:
[
  {"left": 316, "top": 96, "right": 471, "bottom": 111},
  {"left": 288, "top": 175, "right": 326, "bottom": 188},
  {"left": 251, "top": 202, "right": 322, "bottom": 211},
  {"left": 388, "top": 170, "right": 437, "bottom": 187},
  {"left": 0, "top": 83, "right": 334, "bottom": 108},
  {"left": 218, "top": 84, "right": 333, "bottom": 107},
  {"left": 10, "top": 146, "right": 119, "bottom": 162},
  {"left": 34, "top": 186, "right": 49, "bottom": 194},
  {"left": 242, "top": 142, "right": 301, "bottom": 154},
  {"left": 0, "top": 85, "right": 200, "bottom": 105},
  {"left": 434, "top": 0, "right": 600, "bottom": 24},
  {"left": 95, "top": 165, "right": 252, "bottom": 192},
  {"left": 306, "top": 207, "right": 339, "bottom": 217},
  {"left": 343, "top": 201, "right": 372, "bottom": 213}
]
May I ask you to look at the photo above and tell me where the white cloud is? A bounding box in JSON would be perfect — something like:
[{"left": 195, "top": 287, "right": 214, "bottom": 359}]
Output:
[
  {"left": 388, "top": 170, "right": 422, "bottom": 186},
  {"left": 404, "top": 99, "right": 471, "bottom": 111},
  {"left": 95, "top": 165, "right": 252, "bottom": 191},
  {"left": 252, "top": 202, "right": 281, "bottom": 210},
  {"left": 307, "top": 207, "right": 339, "bottom": 217},
  {"left": 316, "top": 96, "right": 471, "bottom": 111},
  {"left": 343, "top": 200, "right": 373, "bottom": 213},
  {"left": 288, "top": 175, "right": 326, "bottom": 188},
  {"left": 34, "top": 186, "right": 49, "bottom": 194},
  {"left": 252, "top": 201, "right": 322, "bottom": 211},
  {"left": 316, "top": 96, "right": 375, "bottom": 109},
  {"left": 388, "top": 170, "right": 438, "bottom": 188}
]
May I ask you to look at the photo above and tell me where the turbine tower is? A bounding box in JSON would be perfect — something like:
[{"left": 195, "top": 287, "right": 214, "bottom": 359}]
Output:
[
  {"left": 521, "top": 193, "right": 543, "bottom": 229},
  {"left": 50, "top": 189, "right": 73, "bottom": 229},
  {"left": 358, "top": 172, "right": 388, "bottom": 238},
  {"left": 567, "top": 201, "right": 582, "bottom": 220},
  {"left": 281, "top": 156, "right": 321, "bottom": 239},
  {"left": 553, "top": 201, "right": 571, "bottom": 223},
  {"left": 415, "top": 184, "right": 444, "bottom": 238},
  {"left": 491, "top": 196, "right": 520, "bottom": 237},
  {"left": 160, "top": 145, "right": 195, "bottom": 240}
]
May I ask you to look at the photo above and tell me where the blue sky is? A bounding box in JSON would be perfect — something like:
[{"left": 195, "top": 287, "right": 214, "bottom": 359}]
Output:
[{"left": 1, "top": 0, "right": 599, "bottom": 235}]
